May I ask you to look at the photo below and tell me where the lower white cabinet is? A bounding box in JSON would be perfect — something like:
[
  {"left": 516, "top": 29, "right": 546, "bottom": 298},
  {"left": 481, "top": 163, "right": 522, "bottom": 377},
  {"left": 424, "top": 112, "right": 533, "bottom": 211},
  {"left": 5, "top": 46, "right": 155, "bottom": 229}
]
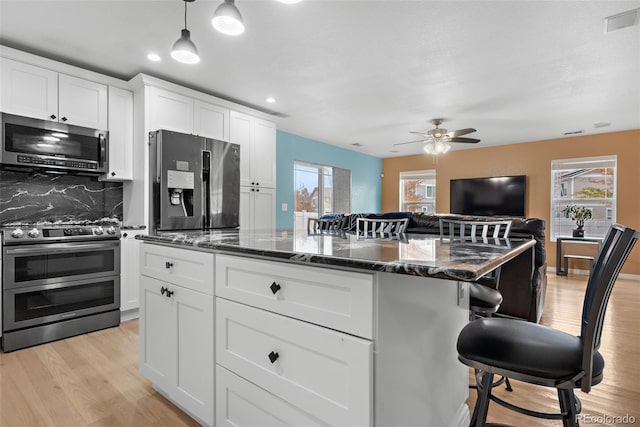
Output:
[
  {"left": 216, "top": 298, "right": 373, "bottom": 426},
  {"left": 120, "top": 231, "right": 145, "bottom": 313},
  {"left": 139, "top": 244, "right": 214, "bottom": 426},
  {"left": 216, "top": 365, "right": 329, "bottom": 427}
]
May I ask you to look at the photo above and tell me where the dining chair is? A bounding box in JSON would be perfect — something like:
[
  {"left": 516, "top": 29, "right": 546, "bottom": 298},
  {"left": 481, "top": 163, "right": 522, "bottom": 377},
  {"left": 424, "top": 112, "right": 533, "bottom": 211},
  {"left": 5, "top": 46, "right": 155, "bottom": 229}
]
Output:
[
  {"left": 356, "top": 217, "right": 408, "bottom": 237},
  {"left": 457, "top": 224, "right": 639, "bottom": 427}
]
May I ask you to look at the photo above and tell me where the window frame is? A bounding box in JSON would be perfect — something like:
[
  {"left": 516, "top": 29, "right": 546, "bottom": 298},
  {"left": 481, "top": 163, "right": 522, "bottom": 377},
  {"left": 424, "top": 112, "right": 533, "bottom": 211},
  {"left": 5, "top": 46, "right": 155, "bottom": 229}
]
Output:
[
  {"left": 399, "top": 169, "right": 436, "bottom": 213},
  {"left": 549, "top": 155, "right": 617, "bottom": 241}
]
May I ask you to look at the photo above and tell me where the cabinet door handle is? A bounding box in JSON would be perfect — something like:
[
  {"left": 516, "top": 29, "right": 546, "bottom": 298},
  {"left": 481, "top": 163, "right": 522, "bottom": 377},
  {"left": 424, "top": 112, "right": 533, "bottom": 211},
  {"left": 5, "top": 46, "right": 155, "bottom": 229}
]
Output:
[
  {"left": 165, "top": 289, "right": 174, "bottom": 298},
  {"left": 256, "top": 182, "right": 259, "bottom": 186},
  {"left": 122, "top": 232, "right": 128, "bottom": 238},
  {"left": 111, "top": 172, "right": 116, "bottom": 176},
  {"left": 269, "top": 281, "right": 281, "bottom": 294},
  {"left": 50, "top": 114, "right": 57, "bottom": 120},
  {"left": 256, "top": 188, "right": 260, "bottom": 192},
  {"left": 165, "top": 262, "right": 173, "bottom": 269},
  {"left": 160, "top": 286, "right": 167, "bottom": 295},
  {"left": 251, "top": 188, "right": 255, "bottom": 192},
  {"left": 61, "top": 116, "right": 68, "bottom": 122},
  {"left": 268, "top": 351, "right": 279, "bottom": 364},
  {"left": 251, "top": 182, "right": 255, "bottom": 185}
]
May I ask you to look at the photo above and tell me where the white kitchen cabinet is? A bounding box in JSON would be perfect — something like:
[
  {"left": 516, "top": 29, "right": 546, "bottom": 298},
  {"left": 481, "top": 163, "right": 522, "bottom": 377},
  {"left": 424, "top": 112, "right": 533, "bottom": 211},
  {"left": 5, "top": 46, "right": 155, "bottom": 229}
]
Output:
[
  {"left": 0, "top": 58, "right": 107, "bottom": 128},
  {"left": 148, "top": 86, "right": 194, "bottom": 134},
  {"left": 194, "top": 99, "right": 229, "bottom": 141},
  {"left": 58, "top": 74, "right": 108, "bottom": 129},
  {"left": 119, "top": 230, "right": 145, "bottom": 313},
  {"left": 139, "top": 243, "right": 214, "bottom": 426},
  {"left": 230, "top": 111, "right": 276, "bottom": 189},
  {"left": 240, "top": 186, "right": 275, "bottom": 232},
  {"left": 104, "top": 86, "right": 133, "bottom": 181},
  {"left": 1, "top": 57, "right": 58, "bottom": 120},
  {"left": 216, "top": 297, "right": 372, "bottom": 426}
]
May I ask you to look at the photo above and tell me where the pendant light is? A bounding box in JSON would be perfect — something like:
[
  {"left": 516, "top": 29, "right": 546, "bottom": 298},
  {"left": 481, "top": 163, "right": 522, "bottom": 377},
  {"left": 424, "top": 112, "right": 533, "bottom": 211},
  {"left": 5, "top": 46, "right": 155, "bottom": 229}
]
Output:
[
  {"left": 212, "top": 0, "right": 245, "bottom": 36},
  {"left": 171, "top": 0, "right": 200, "bottom": 64}
]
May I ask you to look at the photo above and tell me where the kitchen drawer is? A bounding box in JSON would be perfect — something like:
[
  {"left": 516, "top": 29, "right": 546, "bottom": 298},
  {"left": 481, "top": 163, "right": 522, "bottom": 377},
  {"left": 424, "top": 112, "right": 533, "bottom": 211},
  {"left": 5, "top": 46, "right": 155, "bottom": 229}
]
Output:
[
  {"left": 215, "top": 254, "right": 374, "bottom": 339},
  {"left": 216, "top": 298, "right": 372, "bottom": 426},
  {"left": 140, "top": 243, "right": 214, "bottom": 295},
  {"left": 216, "top": 365, "right": 328, "bottom": 427}
]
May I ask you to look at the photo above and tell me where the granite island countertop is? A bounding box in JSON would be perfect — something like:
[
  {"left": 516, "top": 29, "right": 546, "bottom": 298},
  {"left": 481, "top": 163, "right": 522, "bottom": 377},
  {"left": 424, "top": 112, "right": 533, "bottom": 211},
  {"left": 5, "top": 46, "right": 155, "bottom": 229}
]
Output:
[{"left": 138, "top": 229, "right": 536, "bottom": 282}]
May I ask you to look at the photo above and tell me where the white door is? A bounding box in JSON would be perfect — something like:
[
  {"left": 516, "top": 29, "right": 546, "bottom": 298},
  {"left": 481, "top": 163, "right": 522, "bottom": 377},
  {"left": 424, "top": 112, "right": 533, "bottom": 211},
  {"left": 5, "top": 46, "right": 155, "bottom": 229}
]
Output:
[
  {"left": 253, "top": 187, "right": 275, "bottom": 232},
  {"left": 194, "top": 100, "right": 229, "bottom": 141},
  {"left": 252, "top": 118, "right": 276, "bottom": 189},
  {"left": 58, "top": 74, "right": 108, "bottom": 128},
  {"left": 173, "top": 286, "right": 214, "bottom": 426},
  {"left": 148, "top": 86, "right": 194, "bottom": 133},
  {"left": 0, "top": 58, "right": 58, "bottom": 120},
  {"left": 139, "top": 275, "right": 175, "bottom": 392},
  {"left": 106, "top": 86, "right": 133, "bottom": 180},
  {"left": 230, "top": 111, "right": 253, "bottom": 187}
]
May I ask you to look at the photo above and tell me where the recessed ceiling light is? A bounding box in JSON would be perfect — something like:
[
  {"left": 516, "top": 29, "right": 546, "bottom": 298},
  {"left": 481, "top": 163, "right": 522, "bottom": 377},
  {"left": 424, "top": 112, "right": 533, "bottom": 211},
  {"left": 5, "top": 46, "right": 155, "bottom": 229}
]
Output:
[
  {"left": 266, "top": 97, "right": 276, "bottom": 104},
  {"left": 278, "top": 0, "right": 303, "bottom": 4},
  {"left": 147, "top": 53, "right": 161, "bottom": 62},
  {"left": 594, "top": 122, "right": 611, "bottom": 128}
]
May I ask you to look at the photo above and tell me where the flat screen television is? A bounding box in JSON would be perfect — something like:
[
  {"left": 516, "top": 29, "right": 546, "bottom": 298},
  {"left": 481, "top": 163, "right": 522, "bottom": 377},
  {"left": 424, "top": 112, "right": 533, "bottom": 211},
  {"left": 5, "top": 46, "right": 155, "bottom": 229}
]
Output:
[{"left": 450, "top": 175, "right": 526, "bottom": 217}]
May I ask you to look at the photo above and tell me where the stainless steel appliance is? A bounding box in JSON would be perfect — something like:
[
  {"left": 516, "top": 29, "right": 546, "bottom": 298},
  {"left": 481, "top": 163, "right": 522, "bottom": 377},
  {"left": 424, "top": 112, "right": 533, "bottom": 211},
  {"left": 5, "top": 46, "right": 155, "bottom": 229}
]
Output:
[
  {"left": 0, "top": 113, "right": 108, "bottom": 174},
  {"left": 149, "top": 130, "right": 240, "bottom": 231},
  {"left": 1, "top": 224, "right": 121, "bottom": 352}
]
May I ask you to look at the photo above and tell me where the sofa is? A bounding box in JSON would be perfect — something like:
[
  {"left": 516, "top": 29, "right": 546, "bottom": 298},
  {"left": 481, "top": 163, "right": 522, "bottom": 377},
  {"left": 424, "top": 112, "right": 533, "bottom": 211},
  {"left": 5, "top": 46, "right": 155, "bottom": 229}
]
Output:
[{"left": 329, "top": 212, "right": 547, "bottom": 323}]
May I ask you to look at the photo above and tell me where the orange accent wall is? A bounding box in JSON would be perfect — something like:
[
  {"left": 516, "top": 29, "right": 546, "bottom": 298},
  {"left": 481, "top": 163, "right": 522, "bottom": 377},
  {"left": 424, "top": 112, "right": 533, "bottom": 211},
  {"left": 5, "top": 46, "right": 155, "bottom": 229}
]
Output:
[{"left": 382, "top": 130, "right": 640, "bottom": 275}]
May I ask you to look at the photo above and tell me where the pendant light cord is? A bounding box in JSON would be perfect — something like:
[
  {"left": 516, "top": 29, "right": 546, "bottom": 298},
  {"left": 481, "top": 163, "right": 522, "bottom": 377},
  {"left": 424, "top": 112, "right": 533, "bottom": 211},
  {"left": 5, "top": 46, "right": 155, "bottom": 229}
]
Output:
[{"left": 184, "top": 1, "right": 187, "bottom": 29}]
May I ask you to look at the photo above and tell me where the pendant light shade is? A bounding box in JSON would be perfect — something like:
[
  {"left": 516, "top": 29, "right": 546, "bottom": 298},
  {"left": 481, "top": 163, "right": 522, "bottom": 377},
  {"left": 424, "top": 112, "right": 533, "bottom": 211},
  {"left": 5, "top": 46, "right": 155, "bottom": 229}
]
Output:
[
  {"left": 171, "top": 29, "right": 200, "bottom": 64},
  {"left": 212, "top": 0, "right": 245, "bottom": 36},
  {"left": 172, "top": 0, "right": 200, "bottom": 64}
]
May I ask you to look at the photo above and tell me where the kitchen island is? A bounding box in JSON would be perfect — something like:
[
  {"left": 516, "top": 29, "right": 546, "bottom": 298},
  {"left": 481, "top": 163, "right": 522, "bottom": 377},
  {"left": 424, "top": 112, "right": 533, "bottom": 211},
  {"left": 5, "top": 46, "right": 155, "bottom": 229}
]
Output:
[{"left": 137, "top": 229, "right": 535, "bottom": 427}]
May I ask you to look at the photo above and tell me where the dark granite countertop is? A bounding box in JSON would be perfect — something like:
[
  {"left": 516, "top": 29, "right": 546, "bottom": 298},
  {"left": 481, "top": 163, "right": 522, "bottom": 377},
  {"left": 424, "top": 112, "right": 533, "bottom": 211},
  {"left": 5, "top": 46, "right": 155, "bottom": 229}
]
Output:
[{"left": 138, "top": 229, "right": 536, "bottom": 282}]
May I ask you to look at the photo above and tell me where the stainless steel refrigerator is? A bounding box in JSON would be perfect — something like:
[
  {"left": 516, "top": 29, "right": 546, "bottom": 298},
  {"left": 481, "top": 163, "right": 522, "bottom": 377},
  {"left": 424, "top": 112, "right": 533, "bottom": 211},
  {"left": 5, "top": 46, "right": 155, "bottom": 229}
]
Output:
[{"left": 149, "top": 130, "right": 240, "bottom": 231}]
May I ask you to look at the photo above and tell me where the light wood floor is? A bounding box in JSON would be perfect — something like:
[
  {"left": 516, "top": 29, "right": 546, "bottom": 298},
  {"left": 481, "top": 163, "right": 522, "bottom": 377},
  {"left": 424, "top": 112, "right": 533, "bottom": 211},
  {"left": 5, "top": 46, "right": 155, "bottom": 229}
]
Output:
[{"left": 0, "top": 274, "right": 638, "bottom": 426}]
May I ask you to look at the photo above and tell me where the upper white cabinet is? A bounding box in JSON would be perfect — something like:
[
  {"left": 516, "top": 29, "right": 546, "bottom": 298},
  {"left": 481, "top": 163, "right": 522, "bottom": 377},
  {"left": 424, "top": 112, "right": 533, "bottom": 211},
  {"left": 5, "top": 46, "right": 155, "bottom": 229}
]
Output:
[
  {"left": 230, "top": 111, "right": 276, "bottom": 189},
  {"left": 194, "top": 99, "right": 229, "bottom": 141},
  {"left": 104, "top": 86, "right": 133, "bottom": 181},
  {"left": 1, "top": 57, "right": 108, "bottom": 129},
  {"left": 58, "top": 74, "right": 108, "bottom": 129},
  {"left": 240, "top": 186, "right": 275, "bottom": 232},
  {"left": 148, "top": 86, "right": 230, "bottom": 142},
  {"left": 1, "top": 58, "right": 58, "bottom": 121},
  {"left": 148, "top": 86, "right": 194, "bottom": 134}
]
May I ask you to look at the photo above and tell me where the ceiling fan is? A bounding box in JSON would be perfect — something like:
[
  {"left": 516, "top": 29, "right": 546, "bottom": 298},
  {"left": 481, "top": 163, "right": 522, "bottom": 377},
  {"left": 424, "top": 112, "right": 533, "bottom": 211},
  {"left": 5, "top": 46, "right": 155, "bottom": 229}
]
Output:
[{"left": 394, "top": 119, "right": 480, "bottom": 154}]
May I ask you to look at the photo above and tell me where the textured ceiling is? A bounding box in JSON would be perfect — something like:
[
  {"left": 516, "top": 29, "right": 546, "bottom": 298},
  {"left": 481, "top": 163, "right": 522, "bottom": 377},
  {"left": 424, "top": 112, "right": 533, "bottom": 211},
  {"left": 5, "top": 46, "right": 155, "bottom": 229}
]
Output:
[{"left": 1, "top": 0, "right": 639, "bottom": 158}]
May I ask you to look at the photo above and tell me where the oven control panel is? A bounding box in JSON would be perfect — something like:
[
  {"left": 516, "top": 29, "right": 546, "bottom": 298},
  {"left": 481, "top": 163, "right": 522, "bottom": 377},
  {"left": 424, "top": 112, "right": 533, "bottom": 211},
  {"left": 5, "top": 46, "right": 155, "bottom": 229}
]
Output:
[{"left": 2, "top": 225, "right": 121, "bottom": 244}]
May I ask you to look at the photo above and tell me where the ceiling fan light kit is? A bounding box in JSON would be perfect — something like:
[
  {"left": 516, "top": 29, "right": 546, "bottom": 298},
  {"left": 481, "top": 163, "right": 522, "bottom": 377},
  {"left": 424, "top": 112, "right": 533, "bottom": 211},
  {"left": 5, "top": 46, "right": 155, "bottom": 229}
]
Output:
[
  {"left": 212, "top": 0, "right": 245, "bottom": 36},
  {"left": 394, "top": 118, "right": 480, "bottom": 155},
  {"left": 171, "top": 0, "right": 200, "bottom": 64}
]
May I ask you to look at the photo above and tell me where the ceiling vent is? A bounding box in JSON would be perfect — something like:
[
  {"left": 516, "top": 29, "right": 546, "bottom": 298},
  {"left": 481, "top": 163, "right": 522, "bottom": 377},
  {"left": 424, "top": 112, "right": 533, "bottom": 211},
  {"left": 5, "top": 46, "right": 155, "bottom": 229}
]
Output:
[
  {"left": 563, "top": 130, "right": 583, "bottom": 136},
  {"left": 351, "top": 142, "right": 363, "bottom": 147},
  {"left": 604, "top": 8, "right": 640, "bottom": 33}
]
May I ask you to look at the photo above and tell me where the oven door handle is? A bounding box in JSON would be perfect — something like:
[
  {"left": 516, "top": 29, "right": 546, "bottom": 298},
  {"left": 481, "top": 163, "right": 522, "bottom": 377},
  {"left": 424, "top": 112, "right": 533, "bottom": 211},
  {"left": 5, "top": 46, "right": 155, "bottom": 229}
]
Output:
[{"left": 4, "top": 241, "right": 119, "bottom": 255}]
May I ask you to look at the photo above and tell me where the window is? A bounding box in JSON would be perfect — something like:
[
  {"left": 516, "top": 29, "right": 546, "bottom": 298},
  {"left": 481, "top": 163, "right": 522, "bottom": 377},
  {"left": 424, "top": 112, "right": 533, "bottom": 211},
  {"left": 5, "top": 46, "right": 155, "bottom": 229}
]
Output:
[
  {"left": 550, "top": 155, "right": 616, "bottom": 240},
  {"left": 293, "top": 162, "right": 351, "bottom": 231},
  {"left": 399, "top": 170, "right": 436, "bottom": 213}
]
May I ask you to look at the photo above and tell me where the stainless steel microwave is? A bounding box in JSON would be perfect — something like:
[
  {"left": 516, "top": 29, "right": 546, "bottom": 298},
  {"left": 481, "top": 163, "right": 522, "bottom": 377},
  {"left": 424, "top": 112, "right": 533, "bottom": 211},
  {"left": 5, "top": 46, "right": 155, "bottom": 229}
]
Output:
[{"left": 0, "top": 113, "right": 108, "bottom": 174}]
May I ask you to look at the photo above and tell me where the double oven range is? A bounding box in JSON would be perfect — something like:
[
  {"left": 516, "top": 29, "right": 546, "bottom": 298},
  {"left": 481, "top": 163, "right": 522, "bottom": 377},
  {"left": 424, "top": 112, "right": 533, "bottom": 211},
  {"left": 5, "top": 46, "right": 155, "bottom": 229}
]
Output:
[{"left": 1, "top": 224, "right": 121, "bottom": 352}]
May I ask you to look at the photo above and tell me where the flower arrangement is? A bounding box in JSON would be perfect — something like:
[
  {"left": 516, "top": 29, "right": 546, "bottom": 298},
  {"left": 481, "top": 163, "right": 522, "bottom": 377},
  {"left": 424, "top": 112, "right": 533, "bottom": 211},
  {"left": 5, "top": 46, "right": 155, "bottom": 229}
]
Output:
[{"left": 562, "top": 204, "right": 593, "bottom": 237}]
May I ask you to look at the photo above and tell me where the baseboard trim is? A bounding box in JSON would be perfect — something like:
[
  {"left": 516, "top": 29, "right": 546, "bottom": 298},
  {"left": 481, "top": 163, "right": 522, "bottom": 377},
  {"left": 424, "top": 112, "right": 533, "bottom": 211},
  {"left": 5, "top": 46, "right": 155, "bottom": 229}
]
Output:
[{"left": 548, "top": 267, "right": 640, "bottom": 281}]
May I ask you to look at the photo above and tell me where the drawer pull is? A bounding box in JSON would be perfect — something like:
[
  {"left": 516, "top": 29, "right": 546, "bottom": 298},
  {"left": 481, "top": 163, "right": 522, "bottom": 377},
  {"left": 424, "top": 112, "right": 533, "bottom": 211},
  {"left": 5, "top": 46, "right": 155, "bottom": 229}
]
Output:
[
  {"left": 161, "top": 286, "right": 167, "bottom": 295},
  {"left": 165, "top": 261, "right": 173, "bottom": 269},
  {"left": 160, "top": 286, "right": 174, "bottom": 298},
  {"left": 268, "top": 351, "right": 279, "bottom": 364},
  {"left": 269, "top": 281, "right": 281, "bottom": 294}
]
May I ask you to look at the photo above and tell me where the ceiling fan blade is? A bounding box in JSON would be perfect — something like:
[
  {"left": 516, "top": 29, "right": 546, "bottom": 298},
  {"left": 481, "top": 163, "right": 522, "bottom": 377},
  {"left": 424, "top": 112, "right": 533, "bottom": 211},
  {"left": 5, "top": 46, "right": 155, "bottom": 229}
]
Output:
[
  {"left": 393, "top": 139, "right": 429, "bottom": 146},
  {"left": 409, "top": 131, "right": 430, "bottom": 137},
  {"left": 448, "top": 137, "right": 480, "bottom": 144},
  {"left": 446, "top": 128, "right": 476, "bottom": 138}
]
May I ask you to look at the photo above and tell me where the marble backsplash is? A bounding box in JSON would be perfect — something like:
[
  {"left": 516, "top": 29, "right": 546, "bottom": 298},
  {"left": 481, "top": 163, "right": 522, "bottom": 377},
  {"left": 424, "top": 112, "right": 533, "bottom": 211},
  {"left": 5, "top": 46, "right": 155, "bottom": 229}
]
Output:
[{"left": 0, "top": 169, "right": 123, "bottom": 225}]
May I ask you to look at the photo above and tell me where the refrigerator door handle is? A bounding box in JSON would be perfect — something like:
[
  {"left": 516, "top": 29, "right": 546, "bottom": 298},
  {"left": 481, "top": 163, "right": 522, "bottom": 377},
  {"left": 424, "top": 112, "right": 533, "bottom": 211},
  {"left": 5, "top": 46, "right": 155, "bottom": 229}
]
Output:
[{"left": 202, "top": 149, "right": 212, "bottom": 229}]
